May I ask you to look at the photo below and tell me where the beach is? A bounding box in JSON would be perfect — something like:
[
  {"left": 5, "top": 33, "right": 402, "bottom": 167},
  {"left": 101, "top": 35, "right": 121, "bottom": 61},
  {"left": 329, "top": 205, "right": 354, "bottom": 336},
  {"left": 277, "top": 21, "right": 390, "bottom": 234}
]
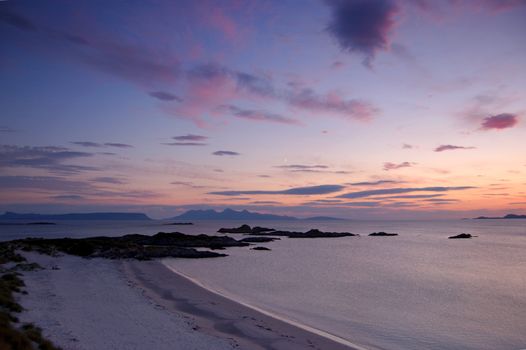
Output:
[{"left": 17, "top": 252, "right": 358, "bottom": 350}]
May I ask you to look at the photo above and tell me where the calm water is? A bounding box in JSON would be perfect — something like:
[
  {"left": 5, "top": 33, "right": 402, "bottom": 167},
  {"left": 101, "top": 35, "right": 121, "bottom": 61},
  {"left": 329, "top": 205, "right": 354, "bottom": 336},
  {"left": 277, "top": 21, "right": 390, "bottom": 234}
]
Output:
[{"left": 2, "top": 219, "right": 526, "bottom": 349}]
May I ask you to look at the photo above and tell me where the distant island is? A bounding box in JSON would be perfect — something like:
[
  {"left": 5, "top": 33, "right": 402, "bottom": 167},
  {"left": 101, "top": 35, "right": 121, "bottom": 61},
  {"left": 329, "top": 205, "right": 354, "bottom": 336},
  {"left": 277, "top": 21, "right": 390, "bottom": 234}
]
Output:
[
  {"left": 170, "top": 208, "right": 344, "bottom": 221},
  {"left": 474, "top": 214, "right": 526, "bottom": 220},
  {"left": 0, "top": 212, "right": 152, "bottom": 221}
]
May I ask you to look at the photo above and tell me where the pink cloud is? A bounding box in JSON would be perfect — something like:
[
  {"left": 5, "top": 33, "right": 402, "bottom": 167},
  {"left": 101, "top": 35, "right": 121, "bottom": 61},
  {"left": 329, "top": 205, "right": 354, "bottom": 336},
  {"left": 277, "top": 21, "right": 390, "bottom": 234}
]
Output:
[
  {"left": 383, "top": 162, "right": 413, "bottom": 171},
  {"left": 205, "top": 7, "right": 239, "bottom": 42},
  {"left": 434, "top": 145, "right": 475, "bottom": 152},
  {"left": 481, "top": 113, "right": 519, "bottom": 130}
]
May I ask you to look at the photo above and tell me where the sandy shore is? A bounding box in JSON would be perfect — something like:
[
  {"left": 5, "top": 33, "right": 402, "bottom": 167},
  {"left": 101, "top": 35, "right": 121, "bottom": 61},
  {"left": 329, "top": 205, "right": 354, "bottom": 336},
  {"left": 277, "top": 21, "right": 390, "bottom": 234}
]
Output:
[
  {"left": 124, "top": 259, "right": 362, "bottom": 350},
  {"left": 18, "top": 253, "right": 234, "bottom": 350},
  {"left": 17, "top": 253, "right": 361, "bottom": 350}
]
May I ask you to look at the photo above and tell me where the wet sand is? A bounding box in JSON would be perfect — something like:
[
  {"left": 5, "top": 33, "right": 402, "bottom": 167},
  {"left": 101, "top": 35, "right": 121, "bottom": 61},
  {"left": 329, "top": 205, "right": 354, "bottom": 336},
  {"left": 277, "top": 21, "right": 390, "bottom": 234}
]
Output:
[{"left": 123, "top": 259, "right": 363, "bottom": 350}]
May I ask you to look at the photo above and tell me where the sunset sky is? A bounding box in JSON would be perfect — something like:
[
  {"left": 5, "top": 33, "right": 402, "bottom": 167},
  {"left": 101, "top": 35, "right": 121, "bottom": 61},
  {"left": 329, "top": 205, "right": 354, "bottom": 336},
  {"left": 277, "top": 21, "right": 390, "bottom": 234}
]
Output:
[{"left": 1, "top": 0, "right": 525, "bottom": 219}]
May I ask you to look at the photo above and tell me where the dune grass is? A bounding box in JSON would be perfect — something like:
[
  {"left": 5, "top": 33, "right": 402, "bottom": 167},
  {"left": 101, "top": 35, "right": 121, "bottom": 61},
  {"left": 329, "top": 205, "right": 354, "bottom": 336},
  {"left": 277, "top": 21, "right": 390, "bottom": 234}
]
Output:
[{"left": 0, "top": 242, "right": 61, "bottom": 350}]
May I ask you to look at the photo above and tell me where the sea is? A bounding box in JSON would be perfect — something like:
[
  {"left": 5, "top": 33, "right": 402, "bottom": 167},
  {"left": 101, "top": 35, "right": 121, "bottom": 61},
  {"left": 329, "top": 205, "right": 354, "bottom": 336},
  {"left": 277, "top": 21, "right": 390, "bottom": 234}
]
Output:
[{"left": 1, "top": 219, "right": 525, "bottom": 350}]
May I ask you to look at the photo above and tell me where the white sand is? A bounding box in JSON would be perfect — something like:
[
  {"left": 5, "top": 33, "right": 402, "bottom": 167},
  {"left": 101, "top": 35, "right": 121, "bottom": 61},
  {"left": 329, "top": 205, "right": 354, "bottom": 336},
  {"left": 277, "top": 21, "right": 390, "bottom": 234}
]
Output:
[{"left": 17, "top": 253, "right": 235, "bottom": 350}]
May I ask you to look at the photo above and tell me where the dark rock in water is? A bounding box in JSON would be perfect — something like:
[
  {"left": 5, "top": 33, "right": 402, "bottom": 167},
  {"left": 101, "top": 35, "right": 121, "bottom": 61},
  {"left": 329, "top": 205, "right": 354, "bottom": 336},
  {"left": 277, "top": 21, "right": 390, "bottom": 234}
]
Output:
[
  {"left": 369, "top": 232, "right": 398, "bottom": 237},
  {"left": 164, "top": 222, "right": 193, "bottom": 225},
  {"left": 252, "top": 228, "right": 356, "bottom": 238},
  {"left": 124, "top": 232, "right": 249, "bottom": 249},
  {"left": 240, "top": 237, "right": 280, "bottom": 243},
  {"left": 448, "top": 233, "right": 474, "bottom": 239},
  {"left": 217, "top": 224, "right": 253, "bottom": 234},
  {"left": 251, "top": 246, "right": 271, "bottom": 251},
  {"left": 252, "top": 226, "right": 275, "bottom": 234}
]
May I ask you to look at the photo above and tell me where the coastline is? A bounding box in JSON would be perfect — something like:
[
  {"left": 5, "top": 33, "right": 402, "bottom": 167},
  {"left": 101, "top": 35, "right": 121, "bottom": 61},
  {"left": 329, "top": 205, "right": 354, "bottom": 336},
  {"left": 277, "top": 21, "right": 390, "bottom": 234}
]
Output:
[
  {"left": 123, "top": 259, "right": 363, "bottom": 350},
  {"left": 17, "top": 253, "right": 235, "bottom": 350}
]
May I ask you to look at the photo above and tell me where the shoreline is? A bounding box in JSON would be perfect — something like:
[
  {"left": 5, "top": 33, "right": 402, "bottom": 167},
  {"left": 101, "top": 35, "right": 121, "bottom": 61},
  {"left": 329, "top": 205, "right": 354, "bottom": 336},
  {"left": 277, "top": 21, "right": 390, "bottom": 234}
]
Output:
[{"left": 123, "top": 259, "right": 363, "bottom": 350}]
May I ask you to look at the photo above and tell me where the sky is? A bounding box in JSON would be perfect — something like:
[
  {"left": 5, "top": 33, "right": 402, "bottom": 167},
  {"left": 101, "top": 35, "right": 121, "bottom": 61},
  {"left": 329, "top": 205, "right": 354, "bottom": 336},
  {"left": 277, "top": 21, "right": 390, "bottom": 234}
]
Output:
[{"left": 1, "top": 0, "right": 525, "bottom": 219}]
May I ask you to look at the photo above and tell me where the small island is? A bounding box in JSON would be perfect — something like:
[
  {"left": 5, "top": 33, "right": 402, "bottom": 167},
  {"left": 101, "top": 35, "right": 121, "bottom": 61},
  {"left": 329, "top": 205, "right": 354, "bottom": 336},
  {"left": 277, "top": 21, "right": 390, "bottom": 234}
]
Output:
[
  {"left": 217, "top": 224, "right": 356, "bottom": 238},
  {"left": 448, "top": 233, "right": 475, "bottom": 239},
  {"left": 369, "top": 232, "right": 398, "bottom": 237},
  {"left": 474, "top": 214, "right": 526, "bottom": 220}
]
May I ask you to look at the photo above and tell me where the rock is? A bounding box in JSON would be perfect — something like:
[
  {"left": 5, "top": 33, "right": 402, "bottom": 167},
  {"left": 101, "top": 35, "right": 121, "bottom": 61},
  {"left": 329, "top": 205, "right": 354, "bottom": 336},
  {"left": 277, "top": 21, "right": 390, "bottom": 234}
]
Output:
[
  {"left": 369, "top": 232, "right": 398, "bottom": 237},
  {"left": 240, "top": 237, "right": 280, "bottom": 243},
  {"left": 251, "top": 246, "right": 271, "bottom": 251},
  {"left": 251, "top": 228, "right": 356, "bottom": 238},
  {"left": 217, "top": 224, "right": 253, "bottom": 233},
  {"left": 8, "top": 232, "right": 248, "bottom": 260},
  {"left": 448, "top": 233, "right": 473, "bottom": 239},
  {"left": 252, "top": 226, "right": 275, "bottom": 234}
]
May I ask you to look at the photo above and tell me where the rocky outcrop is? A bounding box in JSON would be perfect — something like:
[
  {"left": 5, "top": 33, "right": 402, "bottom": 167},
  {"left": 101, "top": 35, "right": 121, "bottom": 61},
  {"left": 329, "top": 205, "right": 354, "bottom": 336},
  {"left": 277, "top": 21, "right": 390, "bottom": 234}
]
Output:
[
  {"left": 369, "top": 232, "right": 398, "bottom": 237},
  {"left": 253, "top": 228, "right": 356, "bottom": 238},
  {"left": 448, "top": 233, "right": 474, "bottom": 239},
  {"left": 239, "top": 237, "right": 280, "bottom": 243},
  {"left": 7, "top": 232, "right": 250, "bottom": 260},
  {"left": 217, "top": 224, "right": 253, "bottom": 233},
  {"left": 251, "top": 247, "right": 271, "bottom": 251}
]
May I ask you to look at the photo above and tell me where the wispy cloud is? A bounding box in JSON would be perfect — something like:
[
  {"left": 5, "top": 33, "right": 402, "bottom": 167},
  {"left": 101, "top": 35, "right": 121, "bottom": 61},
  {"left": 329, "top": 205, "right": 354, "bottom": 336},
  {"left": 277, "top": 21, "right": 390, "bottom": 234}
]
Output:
[
  {"left": 434, "top": 144, "right": 475, "bottom": 152},
  {"left": 71, "top": 141, "right": 102, "bottom": 148},
  {"left": 220, "top": 105, "right": 301, "bottom": 125},
  {"left": 149, "top": 91, "right": 182, "bottom": 102},
  {"left": 212, "top": 150, "right": 240, "bottom": 156},
  {"left": 50, "top": 194, "right": 85, "bottom": 200},
  {"left": 162, "top": 134, "right": 209, "bottom": 146},
  {"left": 104, "top": 143, "right": 133, "bottom": 148},
  {"left": 337, "top": 186, "right": 475, "bottom": 199},
  {"left": 173, "top": 134, "right": 208, "bottom": 142},
  {"left": 276, "top": 164, "right": 329, "bottom": 170},
  {"left": 209, "top": 184, "right": 345, "bottom": 196},
  {"left": 163, "top": 142, "right": 207, "bottom": 146},
  {"left": 170, "top": 181, "right": 206, "bottom": 189},
  {"left": 275, "top": 164, "right": 350, "bottom": 174},
  {"left": 348, "top": 180, "right": 403, "bottom": 186},
  {"left": 0, "top": 127, "right": 17, "bottom": 133},
  {"left": 0, "top": 145, "right": 97, "bottom": 174},
  {"left": 91, "top": 177, "right": 127, "bottom": 185},
  {"left": 383, "top": 162, "right": 413, "bottom": 171}
]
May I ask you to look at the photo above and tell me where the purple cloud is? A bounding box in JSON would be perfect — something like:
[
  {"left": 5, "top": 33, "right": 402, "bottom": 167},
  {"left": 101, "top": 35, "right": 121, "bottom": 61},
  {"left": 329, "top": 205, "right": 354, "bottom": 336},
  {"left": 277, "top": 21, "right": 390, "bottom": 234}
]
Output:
[
  {"left": 91, "top": 177, "right": 127, "bottom": 185},
  {"left": 181, "top": 63, "right": 379, "bottom": 124},
  {"left": 0, "top": 145, "right": 96, "bottom": 174},
  {"left": 276, "top": 164, "right": 329, "bottom": 170},
  {"left": 50, "top": 194, "right": 85, "bottom": 200},
  {"left": 337, "top": 186, "right": 475, "bottom": 199},
  {"left": 104, "top": 143, "right": 133, "bottom": 148},
  {"left": 348, "top": 180, "right": 403, "bottom": 186},
  {"left": 71, "top": 141, "right": 102, "bottom": 148},
  {"left": 149, "top": 91, "right": 182, "bottom": 102},
  {"left": 221, "top": 105, "right": 301, "bottom": 125},
  {"left": 480, "top": 113, "right": 519, "bottom": 130},
  {"left": 163, "top": 142, "right": 207, "bottom": 146},
  {"left": 383, "top": 161, "right": 413, "bottom": 171},
  {"left": 213, "top": 150, "right": 240, "bottom": 156},
  {"left": 209, "top": 184, "right": 345, "bottom": 196},
  {"left": 434, "top": 145, "right": 475, "bottom": 152},
  {"left": 173, "top": 134, "right": 208, "bottom": 142},
  {"left": 325, "top": 0, "right": 399, "bottom": 66}
]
